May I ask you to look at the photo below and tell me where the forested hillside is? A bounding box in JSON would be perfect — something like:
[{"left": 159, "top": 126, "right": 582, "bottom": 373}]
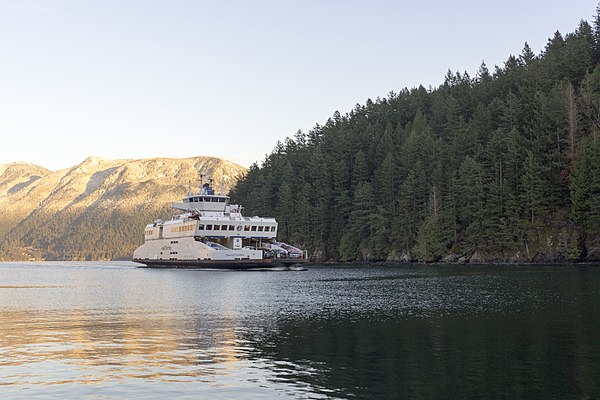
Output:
[{"left": 230, "top": 7, "right": 600, "bottom": 263}]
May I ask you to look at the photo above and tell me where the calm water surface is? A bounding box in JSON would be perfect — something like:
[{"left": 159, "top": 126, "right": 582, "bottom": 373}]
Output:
[{"left": 0, "top": 262, "right": 599, "bottom": 399}]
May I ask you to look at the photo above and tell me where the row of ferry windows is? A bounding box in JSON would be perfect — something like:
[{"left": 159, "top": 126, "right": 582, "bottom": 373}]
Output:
[
  {"left": 171, "top": 225, "right": 195, "bottom": 233},
  {"left": 198, "top": 224, "right": 276, "bottom": 232},
  {"left": 187, "top": 197, "right": 226, "bottom": 203},
  {"left": 148, "top": 225, "right": 277, "bottom": 235}
]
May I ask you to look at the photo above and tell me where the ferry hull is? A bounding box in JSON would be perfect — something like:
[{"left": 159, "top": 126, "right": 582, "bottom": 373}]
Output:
[{"left": 132, "top": 258, "right": 307, "bottom": 269}]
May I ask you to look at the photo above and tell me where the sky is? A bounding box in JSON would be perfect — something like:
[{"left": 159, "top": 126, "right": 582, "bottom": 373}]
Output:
[{"left": 0, "top": 0, "right": 597, "bottom": 171}]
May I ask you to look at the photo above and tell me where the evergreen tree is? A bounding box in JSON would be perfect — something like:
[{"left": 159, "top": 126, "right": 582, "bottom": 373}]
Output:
[
  {"left": 453, "top": 156, "right": 484, "bottom": 249},
  {"left": 520, "top": 150, "right": 545, "bottom": 227},
  {"left": 570, "top": 136, "right": 600, "bottom": 237},
  {"left": 413, "top": 186, "right": 452, "bottom": 261},
  {"left": 593, "top": 3, "right": 600, "bottom": 64},
  {"left": 579, "top": 65, "right": 600, "bottom": 142},
  {"left": 395, "top": 166, "right": 428, "bottom": 254},
  {"left": 374, "top": 153, "right": 397, "bottom": 205},
  {"left": 339, "top": 182, "right": 375, "bottom": 260}
]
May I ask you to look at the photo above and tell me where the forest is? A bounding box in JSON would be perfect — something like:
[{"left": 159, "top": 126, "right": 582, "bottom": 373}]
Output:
[{"left": 230, "top": 6, "right": 600, "bottom": 263}]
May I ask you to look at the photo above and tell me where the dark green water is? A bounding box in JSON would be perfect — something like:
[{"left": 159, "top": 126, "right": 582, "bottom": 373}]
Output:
[{"left": 0, "top": 262, "right": 599, "bottom": 399}]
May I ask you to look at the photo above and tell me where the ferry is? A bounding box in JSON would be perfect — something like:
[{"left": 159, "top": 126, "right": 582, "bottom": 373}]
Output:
[{"left": 132, "top": 177, "right": 308, "bottom": 269}]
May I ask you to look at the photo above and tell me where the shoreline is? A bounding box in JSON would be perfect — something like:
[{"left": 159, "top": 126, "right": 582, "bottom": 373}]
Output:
[
  {"left": 313, "top": 259, "right": 600, "bottom": 267},
  {"left": 0, "top": 258, "right": 599, "bottom": 268}
]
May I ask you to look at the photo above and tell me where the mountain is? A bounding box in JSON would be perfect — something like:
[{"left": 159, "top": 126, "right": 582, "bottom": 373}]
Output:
[
  {"left": 0, "top": 162, "right": 51, "bottom": 239},
  {"left": 0, "top": 156, "right": 246, "bottom": 261}
]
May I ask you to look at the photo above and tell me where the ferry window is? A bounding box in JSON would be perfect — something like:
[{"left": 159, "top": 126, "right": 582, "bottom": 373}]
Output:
[
  {"left": 219, "top": 198, "right": 225, "bottom": 202},
  {"left": 251, "top": 226, "right": 257, "bottom": 231},
  {"left": 199, "top": 224, "right": 204, "bottom": 230},
  {"left": 258, "top": 226, "right": 264, "bottom": 232},
  {"left": 244, "top": 226, "right": 250, "bottom": 231},
  {"left": 271, "top": 226, "right": 276, "bottom": 232},
  {"left": 228, "top": 225, "right": 234, "bottom": 231},
  {"left": 221, "top": 225, "right": 228, "bottom": 230},
  {"left": 214, "top": 225, "right": 220, "bottom": 230},
  {"left": 206, "top": 224, "right": 213, "bottom": 230},
  {"left": 211, "top": 198, "right": 218, "bottom": 202}
]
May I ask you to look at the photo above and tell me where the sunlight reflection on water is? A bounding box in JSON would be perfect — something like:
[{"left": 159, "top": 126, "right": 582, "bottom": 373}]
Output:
[{"left": 0, "top": 262, "right": 599, "bottom": 399}]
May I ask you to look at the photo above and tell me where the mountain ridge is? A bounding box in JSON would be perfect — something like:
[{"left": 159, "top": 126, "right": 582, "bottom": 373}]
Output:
[{"left": 0, "top": 156, "right": 246, "bottom": 260}]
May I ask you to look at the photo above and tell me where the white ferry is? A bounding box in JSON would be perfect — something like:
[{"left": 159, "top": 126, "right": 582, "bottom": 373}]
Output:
[{"left": 132, "top": 177, "right": 308, "bottom": 269}]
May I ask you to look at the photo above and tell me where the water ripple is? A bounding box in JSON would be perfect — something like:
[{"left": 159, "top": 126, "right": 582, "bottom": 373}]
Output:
[{"left": 0, "top": 262, "right": 599, "bottom": 398}]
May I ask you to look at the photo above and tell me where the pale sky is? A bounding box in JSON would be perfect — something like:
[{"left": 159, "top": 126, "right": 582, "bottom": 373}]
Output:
[{"left": 0, "top": 0, "right": 596, "bottom": 170}]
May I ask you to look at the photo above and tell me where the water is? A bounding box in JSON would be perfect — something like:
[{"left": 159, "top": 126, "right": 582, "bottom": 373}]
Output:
[{"left": 1, "top": 262, "right": 599, "bottom": 399}]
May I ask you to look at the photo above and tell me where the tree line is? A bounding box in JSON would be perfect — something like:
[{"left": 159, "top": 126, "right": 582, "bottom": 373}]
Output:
[{"left": 230, "top": 6, "right": 600, "bottom": 262}]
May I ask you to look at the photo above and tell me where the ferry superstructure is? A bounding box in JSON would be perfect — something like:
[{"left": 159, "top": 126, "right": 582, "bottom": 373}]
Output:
[{"left": 132, "top": 179, "right": 307, "bottom": 268}]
